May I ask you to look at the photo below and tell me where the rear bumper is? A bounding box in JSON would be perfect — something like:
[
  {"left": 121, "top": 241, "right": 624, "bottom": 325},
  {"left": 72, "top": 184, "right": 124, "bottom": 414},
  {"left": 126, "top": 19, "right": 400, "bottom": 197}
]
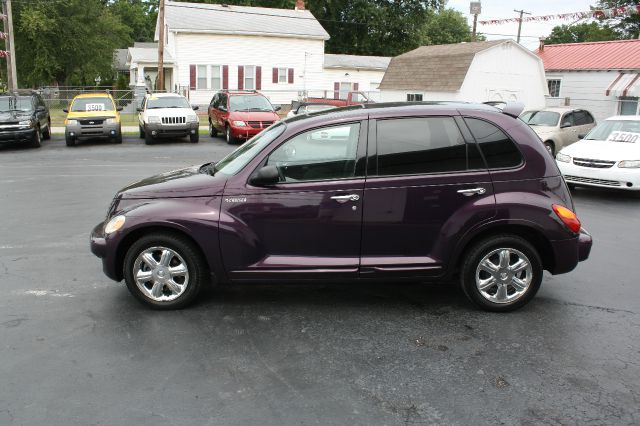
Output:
[
  {"left": 548, "top": 228, "right": 593, "bottom": 274},
  {"left": 0, "top": 128, "right": 36, "bottom": 145}
]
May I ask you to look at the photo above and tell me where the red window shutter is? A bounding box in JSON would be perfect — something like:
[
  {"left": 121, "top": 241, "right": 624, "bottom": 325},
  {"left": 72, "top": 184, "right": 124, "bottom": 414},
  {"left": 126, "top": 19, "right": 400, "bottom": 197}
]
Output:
[
  {"left": 353, "top": 82, "right": 359, "bottom": 91},
  {"left": 222, "top": 65, "right": 229, "bottom": 89},
  {"left": 272, "top": 68, "right": 278, "bottom": 84},
  {"left": 334, "top": 82, "right": 339, "bottom": 100},
  {"left": 189, "top": 65, "right": 196, "bottom": 90},
  {"left": 288, "top": 68, "right": 294, "bottom": 84},
  {"left": 256, "top": 66, "right": 262, "bottom": 90},
  {"left": 238, "top": 66, "right": 244, "bottom": 90}
]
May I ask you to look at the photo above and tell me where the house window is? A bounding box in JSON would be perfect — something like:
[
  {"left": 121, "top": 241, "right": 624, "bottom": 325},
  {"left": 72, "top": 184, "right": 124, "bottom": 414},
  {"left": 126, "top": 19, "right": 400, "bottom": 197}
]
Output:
[
  {"left": 278, "top": 68, "right": 288, "bottom": 83},
  {"left": 547, "top": 79, "right": 561, "bottom": 97},
  {"left": 407, "top": 93, "right": 423, "bottom": 102},
  {"left": 211, "top": 65, "right": 222, "bottom": 91},
  {"left": 197, "top": 65, "right": 207, "bottom": 90},
  {"left": 339, "top": 82, "right": 352, "bottom": 100},
  {"left": 245, "top": 65, "right": 256, "bottom": 90},
  {"left": 619, "top": 97, "right": 639, "bottom": 115}
]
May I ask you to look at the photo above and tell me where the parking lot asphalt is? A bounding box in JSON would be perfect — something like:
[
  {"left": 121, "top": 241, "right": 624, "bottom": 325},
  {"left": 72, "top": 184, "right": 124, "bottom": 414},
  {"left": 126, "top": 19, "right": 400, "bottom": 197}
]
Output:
[{"left": 1, "top": 136, "right": 639, "bottom": 425}]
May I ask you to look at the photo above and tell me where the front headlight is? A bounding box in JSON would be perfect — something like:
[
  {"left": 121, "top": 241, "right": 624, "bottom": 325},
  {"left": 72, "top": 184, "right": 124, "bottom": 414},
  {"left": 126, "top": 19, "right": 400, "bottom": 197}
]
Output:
[
  {"left": 187, "top": 115, "right": 198, "bottom": 123},
  {"left": 233, "top": 120, "right": 247, "bottom": 127},
  {"left": 556, "top": 153, "right": 571, "bottom": 163},
  {"left": 65, "top": 119, "right": 78, "bottom": 126},
  {"left": 148, "top": 116, "right": 161, "bottom": 124},
  {"left": 18, "top": 120, "right": 34, "bottom": 127},
  {"left": 618, "top": 160, "right": 640, "bottom": 168},
  {"left": 104, "top": 215, "right": 126, "bottom": 234},
  {"left": 105, "top": 118, "right": 117, "bottom": 124}
]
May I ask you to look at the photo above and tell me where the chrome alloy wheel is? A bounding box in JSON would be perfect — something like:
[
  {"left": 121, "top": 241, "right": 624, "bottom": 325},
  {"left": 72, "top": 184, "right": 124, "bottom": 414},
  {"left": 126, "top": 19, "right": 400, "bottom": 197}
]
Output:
[
  {"left": 475, "top": 248, "right": 533, "bottom": 304},
  {"left": 133, "top": 246, "right": 189, "bottom": 302}
]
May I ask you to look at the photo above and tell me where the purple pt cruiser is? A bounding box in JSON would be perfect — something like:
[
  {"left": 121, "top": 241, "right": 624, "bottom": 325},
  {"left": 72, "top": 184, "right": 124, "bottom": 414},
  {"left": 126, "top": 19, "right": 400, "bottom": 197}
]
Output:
[{"left": 90, "top": 102, "right": 592, "bottom": 311}]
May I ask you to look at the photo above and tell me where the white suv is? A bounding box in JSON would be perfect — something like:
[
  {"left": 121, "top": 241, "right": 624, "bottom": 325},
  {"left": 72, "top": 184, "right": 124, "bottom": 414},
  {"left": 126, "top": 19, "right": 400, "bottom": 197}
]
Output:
[{"left": 138, "top": 93, "right": 200, "bottom": 144}]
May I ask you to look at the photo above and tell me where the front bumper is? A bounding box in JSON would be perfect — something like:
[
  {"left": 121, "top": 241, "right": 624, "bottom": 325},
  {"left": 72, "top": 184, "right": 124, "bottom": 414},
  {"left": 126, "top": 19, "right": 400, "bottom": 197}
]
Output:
[
  {"left": 558, "top": 160, "right": 640, "bottom": 190},
  {"left": 0, "top": 127, "right": 36, "bottom": 145},
  {"left": 66, "top": 122, "right": 120, "bottom": 140},
  {"left": 548, "top": 228, "right": 593, "bottom": 274},
  {"left": 229, "top": 125, "right": 265, "bottom": 140},
  {"left": 146, "top": 122, "right": 199, "bottom": 138},
  {"left": 90, "top": 221, "right": 121, "bottom": 281}
]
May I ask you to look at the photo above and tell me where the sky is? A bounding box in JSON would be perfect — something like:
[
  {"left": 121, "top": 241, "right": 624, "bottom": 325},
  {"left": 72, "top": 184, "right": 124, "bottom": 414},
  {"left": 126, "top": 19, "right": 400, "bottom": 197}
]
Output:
[{"left": 447, "top": 0, "right": 597, "bottom": 50}]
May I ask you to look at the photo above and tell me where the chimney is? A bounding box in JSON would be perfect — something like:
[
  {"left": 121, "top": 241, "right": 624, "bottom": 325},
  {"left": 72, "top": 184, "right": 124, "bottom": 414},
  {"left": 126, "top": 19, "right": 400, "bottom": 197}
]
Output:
[
  {"left": 295, "top": 0, "right": 305, "bottom": 10},
  {"left": 539, "top": 36, "right": 546, "bottom": 52}
]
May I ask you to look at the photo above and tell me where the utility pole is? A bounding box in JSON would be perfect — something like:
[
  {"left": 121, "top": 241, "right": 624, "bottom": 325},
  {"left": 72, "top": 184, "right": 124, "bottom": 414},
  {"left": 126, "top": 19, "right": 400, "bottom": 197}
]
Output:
[
  {"left": 514, "top": 9, "right": 531, "bottom": 44},
  {"left": 470, "top": 2, "right": 482, "bottom": 41},
  {"left": 157, "top": 0, "right": 165, "bottom": 92},
  {"left": 2, "top": 0, "right": 17, "bottom": 90}
]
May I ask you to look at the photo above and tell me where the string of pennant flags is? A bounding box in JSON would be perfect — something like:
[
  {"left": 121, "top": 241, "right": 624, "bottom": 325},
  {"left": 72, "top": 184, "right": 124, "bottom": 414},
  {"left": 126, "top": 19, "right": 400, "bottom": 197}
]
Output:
[{"left": 479, "top": 4, "right": 640, "bottom": 26}]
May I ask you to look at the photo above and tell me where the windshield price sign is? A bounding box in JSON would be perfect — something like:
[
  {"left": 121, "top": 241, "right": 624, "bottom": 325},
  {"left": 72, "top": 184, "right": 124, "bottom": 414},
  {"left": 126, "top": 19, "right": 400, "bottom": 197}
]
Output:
[
  {"left": 607, "top": 131, "right": 640, "bottom": 143},
  {"left": 85, "top": 103, "right": 105, "bottom": 112}
]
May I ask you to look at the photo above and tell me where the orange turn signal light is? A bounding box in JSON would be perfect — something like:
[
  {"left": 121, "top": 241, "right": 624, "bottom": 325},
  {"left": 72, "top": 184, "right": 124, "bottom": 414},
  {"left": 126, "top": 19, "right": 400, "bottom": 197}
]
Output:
[{"left": 552, "top": 204, "right": 581, "bottom": 233}]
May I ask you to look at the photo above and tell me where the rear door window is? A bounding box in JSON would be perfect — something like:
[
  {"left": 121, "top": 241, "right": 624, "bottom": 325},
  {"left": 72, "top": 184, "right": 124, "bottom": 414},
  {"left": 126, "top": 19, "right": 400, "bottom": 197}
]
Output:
[
  {"left": 464, "top": 118, "right": 523, "bottom": 169},
  {"left": 375, "top": 117, "right": 478, "bottom": 176}
]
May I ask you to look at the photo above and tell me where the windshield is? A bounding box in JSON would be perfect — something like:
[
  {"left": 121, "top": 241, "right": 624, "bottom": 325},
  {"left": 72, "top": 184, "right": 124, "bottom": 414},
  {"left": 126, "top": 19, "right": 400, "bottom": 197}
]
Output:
[
  {"left": 71, "top": 97, "right": 115, "bottom": 112},
  {"left": 584, "top": 119, "right": 640, "bottom": 141},
  {"left": 520, "top": 111, "right": 560, "bottom": 126},
  {"left": 0, "top": 96, "right": 33, "bottom": 112},
  {"left": 213, "top": 123, "right": 285, "bottom": 175},
  {"left": 147, "top": 96, "right": 191, "bottom": 109},
  {"left": 229, "top": 95, "right": 273, "bottom": 112}
]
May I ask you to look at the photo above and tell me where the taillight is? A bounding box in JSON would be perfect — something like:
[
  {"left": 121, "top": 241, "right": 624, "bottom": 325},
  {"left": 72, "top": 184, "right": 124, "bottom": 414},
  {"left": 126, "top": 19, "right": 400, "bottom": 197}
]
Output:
[{"left": 552, "top": 204, "right": 581, "bottom": 233}]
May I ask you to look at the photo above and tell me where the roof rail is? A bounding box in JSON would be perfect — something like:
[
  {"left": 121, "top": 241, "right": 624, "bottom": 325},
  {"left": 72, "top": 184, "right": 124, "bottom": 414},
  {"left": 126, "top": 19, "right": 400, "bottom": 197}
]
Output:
[{"left": 502, "top": 102, "right": 525, "bottom": 118}]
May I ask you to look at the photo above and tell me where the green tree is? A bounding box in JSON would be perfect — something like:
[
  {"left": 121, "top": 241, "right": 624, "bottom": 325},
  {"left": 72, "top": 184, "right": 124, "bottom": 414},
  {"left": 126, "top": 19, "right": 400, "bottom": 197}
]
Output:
[
  {"left": 109, "top": 0, "right": 158, "bottom": 43},
  {"left": 421, "top": 8, "right": 475, "bottom": 45},
  {"left": 14, "top": 0, "right": 130, "bottom": 86},
  {"left": 597, "top": 0, "right": 640, "bottom": 39},
  {"left": 546, "top": 22, "right": 620, "bottom": 44}
]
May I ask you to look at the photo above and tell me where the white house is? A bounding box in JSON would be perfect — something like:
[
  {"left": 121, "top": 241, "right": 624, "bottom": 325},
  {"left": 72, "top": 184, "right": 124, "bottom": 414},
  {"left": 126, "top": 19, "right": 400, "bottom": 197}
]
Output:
[
  {"left": 537, "top": 39, "right": 640, "bottom": 121},
  {"left": 123, "top": 0, "right": 390, "bottom": 107},
  {"left": 379, "top": 40, "right": 547, "bottom": 109}
]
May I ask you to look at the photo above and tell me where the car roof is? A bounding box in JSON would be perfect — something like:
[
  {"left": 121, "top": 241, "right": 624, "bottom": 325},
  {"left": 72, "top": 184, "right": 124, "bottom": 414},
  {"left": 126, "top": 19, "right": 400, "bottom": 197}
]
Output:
[
  {"left": 146, "top": 93, "right": 185, "bottom": 98},
  {"left": 605, "top": 115, "right": 640, "bottom": 121},
  {"left": 74, "top": 93, "right": 113, "bottom": 99},
  {"left": 223, "top": 91, "right": 264, "bottom": 96},
  {"left": 524, "top": 107, "right": 585, "bottom": 113}
]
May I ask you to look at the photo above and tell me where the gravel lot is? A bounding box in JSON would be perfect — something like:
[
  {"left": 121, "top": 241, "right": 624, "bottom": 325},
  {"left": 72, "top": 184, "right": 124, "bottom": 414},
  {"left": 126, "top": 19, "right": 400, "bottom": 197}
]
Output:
[{"left": 1, "top": 136, "right": 639, "bottom": 425}]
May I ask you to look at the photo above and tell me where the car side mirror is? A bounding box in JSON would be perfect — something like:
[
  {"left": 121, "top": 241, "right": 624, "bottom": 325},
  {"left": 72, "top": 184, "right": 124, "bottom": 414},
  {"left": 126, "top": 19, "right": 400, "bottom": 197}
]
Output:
[
  {"left": 578, "top": 134, "right": 586, "bottom": 139},
  {"left": 274, "top": 106, "right": 281, "bottom": 112},
  {"left": 62, "top": 108, "right": 68, "bottom": 113},
  {"left": 250, "top": 165, "right": 279, "bottom": 186},
  {"left": 560, "top": 122, "right": 572, "bottom": 128},
  {"left": 136, "top": 107, "right": 142, "bottom": 112},
  {"left": 36, "top": 106, "right": 46, "bottom": 112},
  {"left": 218, "top": 106, "right": 227, "bottom": 112},
  {"left": 117, "top": 106, "right": 123, "bottom": 112},
  {"left": 192, "top": 105, "right": 199, "bottom": 111}
]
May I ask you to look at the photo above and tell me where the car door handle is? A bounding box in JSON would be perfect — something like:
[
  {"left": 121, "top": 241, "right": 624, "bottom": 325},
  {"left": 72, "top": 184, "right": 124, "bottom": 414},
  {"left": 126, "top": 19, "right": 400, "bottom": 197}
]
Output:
[
  {"left": 457, "top": 187, "right": 486, "bottom": 196},
  {"left": 331, "top": 194, "right": 360, "bottom": 203}
]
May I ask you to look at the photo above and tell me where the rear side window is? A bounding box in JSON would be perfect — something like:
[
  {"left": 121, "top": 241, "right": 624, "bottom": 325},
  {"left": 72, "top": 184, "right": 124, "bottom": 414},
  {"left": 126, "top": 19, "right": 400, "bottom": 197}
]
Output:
[
  {"left": 574, "top": 110, "right": 594, "bottom": 125},
  {"left": 464, "top": 118, "right": 522, "bottom": 169},
  {"left": 376, "top": 117, "right": 474, "bottom": 175}
]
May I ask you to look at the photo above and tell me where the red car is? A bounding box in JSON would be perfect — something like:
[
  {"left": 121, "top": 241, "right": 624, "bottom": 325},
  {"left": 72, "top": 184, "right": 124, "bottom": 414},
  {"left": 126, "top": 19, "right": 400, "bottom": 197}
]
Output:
[{"left": 208, "top": 90, "right": 280, "bottom": 144}]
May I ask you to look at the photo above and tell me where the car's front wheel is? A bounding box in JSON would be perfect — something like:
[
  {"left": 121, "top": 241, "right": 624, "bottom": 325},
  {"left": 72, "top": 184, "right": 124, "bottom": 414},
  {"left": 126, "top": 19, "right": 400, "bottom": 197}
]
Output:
[
  {"left": 123, "top": 233, "right": 207, "bottom": 309},
  {"left": 42, "top": 120, "right": 51, "bottom": 140},
  {"left": 460, "top": 235, "right": 542, "bottom": 312},
  {"left": 144, "top": 126, "right": 154, "bottom": 145},
  {"left": 209, "top": 120, "right": 217, "bottom": 137},
  {"left": 65, "top": 133, "right": 76, "bottom": 147},
  {"left": 30, "top": 126, "right": 42, "bottom": 148},
  {"left": 190, "top": 131, "right": 199, "bottom": 143},
  {"left": 225, "top": 125, "right": 237, "bottom": 144},
  {"left": 543, "top": 141, "right": 555, "bottom": 157}
]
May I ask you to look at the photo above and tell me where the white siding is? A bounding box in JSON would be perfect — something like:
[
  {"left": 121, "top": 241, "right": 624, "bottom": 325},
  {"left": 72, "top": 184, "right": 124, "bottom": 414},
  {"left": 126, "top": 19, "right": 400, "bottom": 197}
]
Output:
[{"left": 544, "top": 70, "right": 623, "bottom": 122}]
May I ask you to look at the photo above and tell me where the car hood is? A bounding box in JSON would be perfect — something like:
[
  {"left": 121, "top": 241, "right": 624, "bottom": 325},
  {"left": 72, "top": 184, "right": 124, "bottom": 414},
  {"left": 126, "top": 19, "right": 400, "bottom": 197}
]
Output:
[
  {"left": 0, "top": 111, "right": 33, "bottom": 123},
  {"left": 145, "top": 107, "right": 196, "bottom": 118},
  {"left": 118, "top": 164, "right": 227, "bottom": 199},
  {"left": 229, "top": 111, "right": 279, "bottom": 122},
  {"left": 67, "top": 111, "right": 117, "bottom": 119},
  {"left": 561, "top": 139, "right": 640, "bottom": 161}
]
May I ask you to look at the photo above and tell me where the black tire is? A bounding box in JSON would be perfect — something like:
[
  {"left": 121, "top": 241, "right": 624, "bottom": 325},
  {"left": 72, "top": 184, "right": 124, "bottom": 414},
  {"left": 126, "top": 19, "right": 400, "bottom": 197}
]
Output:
[
  {"left": 144, "top": 127, "right": 154, "bottom": 145},
  {"left": 208, "top": 120, "right": 217, "bottom": 137},
  {"left": 65, "top": 133, "right": 76, "bottom": 147},
  {"left": 113, "top": 134, "right": 123, "bottom": 144},
  {"left": 30, "top": 126, "right": 42, "bottom": 148},
  {"left": 190, "top": 131, "right": 199, "bottom": 143},
  {"left": 225, "top": 125, "right": 236, "bottom": 145},
  {"left": 123, "top": 233, "right": 208, "bottom": 310},
  {"left": 543, "top": 141, "right": 555, "bottom": 157},
  {"left": 567, "top": 183, "right": 576, "bottom": 191},
  {"left": 42, "top": 120, "right": 51, "bottom": 140},
  {"left": 139, "top": 125, "right": 145, "bottom": 139},
  {"left": 460, "top": 235, "right": 543, "bottom": 312}
]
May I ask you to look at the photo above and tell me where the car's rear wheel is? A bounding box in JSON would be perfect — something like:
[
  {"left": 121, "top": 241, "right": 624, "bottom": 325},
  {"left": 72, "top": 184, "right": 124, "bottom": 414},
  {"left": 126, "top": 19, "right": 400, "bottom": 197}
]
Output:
[
  {"left": 460, "top": 235, "right": 542, "bottom": 312},
  {"left": 123, "top": 233, "right": 207, "bottom": 310},
  {"left": 209, "top": 120, "right": 217, "bottom": 137},
  {"left": 543, "top": 141, "right": 555, "bottom": 157},
  {"left": 30, "top": 126, "right": 42, "bottom": 148}
]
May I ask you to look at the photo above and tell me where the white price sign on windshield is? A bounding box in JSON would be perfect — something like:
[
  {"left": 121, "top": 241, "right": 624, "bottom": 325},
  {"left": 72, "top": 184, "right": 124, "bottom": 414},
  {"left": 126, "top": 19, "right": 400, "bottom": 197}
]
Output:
[
  {"left": 85, "top": 103, "right": 105, "bottom": 112},
  {"left": 607, "top": 131, "right": 640, "bottom": 143}
]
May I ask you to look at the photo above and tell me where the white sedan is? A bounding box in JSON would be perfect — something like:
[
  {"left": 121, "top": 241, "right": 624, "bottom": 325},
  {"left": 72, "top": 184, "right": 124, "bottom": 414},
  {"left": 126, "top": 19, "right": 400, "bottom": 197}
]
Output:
[{"left": 556, "top": 115, "right": 640, "bottom": 191}]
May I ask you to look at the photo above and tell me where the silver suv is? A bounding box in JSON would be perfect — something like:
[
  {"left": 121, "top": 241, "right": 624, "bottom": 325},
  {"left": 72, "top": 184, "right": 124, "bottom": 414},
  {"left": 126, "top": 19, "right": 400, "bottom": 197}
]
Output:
[{"left": 520, "top": 107, "right": 596, "bottom": 156}]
